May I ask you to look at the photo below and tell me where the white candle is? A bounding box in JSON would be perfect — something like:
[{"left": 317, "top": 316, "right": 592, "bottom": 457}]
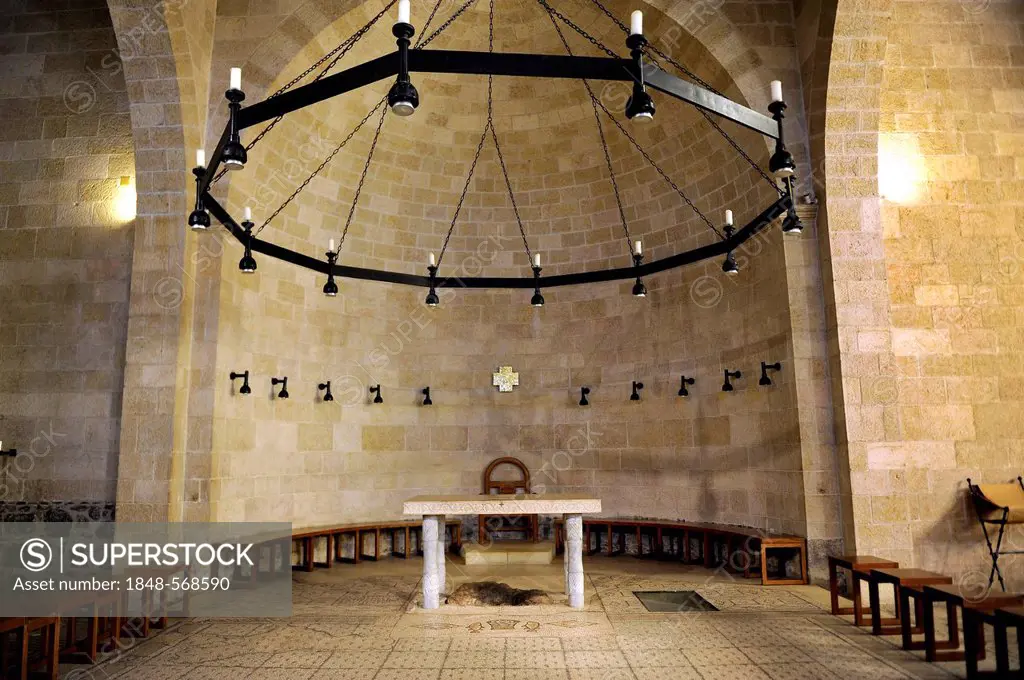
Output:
[
  {"left": 329, "top": 238, "right": 336, "bottom": 253},
  {"left": 630, "top": 10, "right": 643, "bottom": 35},
  {"left": 533, "top": 253, "right": 541, "bottom": 268},
  {"left": 429, "top": 252, "right": 436, "bottom": 266},
  {"left": 243, "top": 206, "right": 252, "bottom": 221},
  {"left": 725, "top": 210, "right": 733, "bottom": 226},
  {"left": 230, "top": 67, "right": 242, "bottom": 91},
  {"left": 770, "top": 80, "right": 783, "bottom": 103},
  {"left": 196, "top": 149, "right": 206, "bottom": 168},
  {"left": 634, "top": 240, "right": 642, "bottom": 256},
  {"left": 398, "top": 0, "right": 410, "bottom": 24}
]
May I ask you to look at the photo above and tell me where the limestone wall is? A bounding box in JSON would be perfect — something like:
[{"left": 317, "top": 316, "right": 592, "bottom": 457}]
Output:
[{"left": 0, "top": 3, "right": 134, "bottom": 504}]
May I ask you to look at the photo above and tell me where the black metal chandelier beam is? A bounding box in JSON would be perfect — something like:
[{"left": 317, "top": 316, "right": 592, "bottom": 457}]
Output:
[
  {"left": 199, "top": 48, "right": 780, "bottom": 196},
  {"left": 192, "top": 0, "right": 806, "bottom": 299},
  {"left": 205, "top": 192, "right": 790, "bottom": 288},
  {"left": 233, "top": 51, "right": 779, "bottom": 138}
]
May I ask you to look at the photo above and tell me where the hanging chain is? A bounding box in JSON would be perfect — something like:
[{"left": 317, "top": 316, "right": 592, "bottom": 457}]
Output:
[
  {"left": 586, "top": 0, "right": 781, "bottom": 195},
  {"left": 338, "top": 104, "right": 388, "bottom": 249},
  {"left": 544, "top": 8, "right": 633, "bottom": 252},
  {"left": 437, "top": 124, "right": 488, "bottom": 267},
  {"left": 490, "top": 125, "right": 532, "bottom": 264},
  {"left": 249, "top": 0, "right": 477, "bottom": 238},
  {"left": 254, "top": 97, "right": 387, "bottom": 235},
  {"left": 590, "top": 92, "right": 724, "bottom": 240},
  {"left": 438, "top": 0, "right": 492, "bottom": 267},
  {"left": 489, "top": 0, "right": 536, "bottom": 266},
  {"left": 417, "top": 0, "right": 478, "bottom": 49},
  {"left": 414, "top": 0, "right": 446, "bottom": 48},
  {"left": 212, "top": 0, "right": 396, "bottom": 186},
  {"left": 535, "top": 0, "right": 622, "bottom": 61}
]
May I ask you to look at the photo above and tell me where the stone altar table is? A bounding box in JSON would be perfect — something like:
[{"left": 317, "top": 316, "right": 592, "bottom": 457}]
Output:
[{"left": 403, "top": 493, "right": 602, "bottom": 610}]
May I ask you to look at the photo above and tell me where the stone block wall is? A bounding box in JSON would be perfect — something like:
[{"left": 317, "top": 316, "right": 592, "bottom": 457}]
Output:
[{"left": 0, "top": 1, "right": 133, "bottom": 506}]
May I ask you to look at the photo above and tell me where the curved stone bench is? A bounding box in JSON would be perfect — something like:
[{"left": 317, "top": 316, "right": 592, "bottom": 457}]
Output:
[
  {"left": 292, "top": 520, "right": 463, "bottom": 572},
  {"left": 553, "top": 518, "right": 807, "bottom": 586}
]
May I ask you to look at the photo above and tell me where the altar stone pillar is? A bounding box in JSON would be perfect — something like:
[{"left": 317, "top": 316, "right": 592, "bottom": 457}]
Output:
[
  {"left": 436, "top": 516, "right": 447, "bottom": 599},
  {"left": 564, "top": 513, "right": 584, "bottom": 608},
  {"left": 422, "top": 515, "right": 440, "bottom": 609}
]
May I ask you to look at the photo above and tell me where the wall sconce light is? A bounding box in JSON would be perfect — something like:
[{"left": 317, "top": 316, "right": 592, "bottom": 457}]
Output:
[
  {"left": 722, "top": 369, "right": 741, "bottom": 392},
  {"left": 116, "top": 175, "right": 137, "bottom": 222},
  {"left": 370, "top": 384, "right": 384, "bottom": 404},
  {"left": 678, "top": 375, "right": 695, "bottom": 397},
  {"left": 422, "top": 387, "right": 432, "bottom": 406},
  {"left": 579, "top": 387, "right": 590, "bottom": 406},
  {"left": 229, "top": 370, "right": 252, "bottom": 395},
  {"left": 271, "top": 377, "right": 289, "bottom": 399},
  {"left": 630, "top": 381, "right": 644, "bottom": 401},
  {"left": 759, "top": 362, "right": 782, "bottom": 386},
  {"left": 318, "top": 381, "right": 334, "bottom": 402},
  {"left": 0, "top": 441, "right": 16, "bottom": 458}
]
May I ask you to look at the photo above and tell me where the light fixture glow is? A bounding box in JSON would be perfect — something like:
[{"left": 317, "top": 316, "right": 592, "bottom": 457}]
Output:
[
  {"left": 115, "top": 175, "right": 136, "bottom": 222},
  {"left": 879, "top": 133, "right": 925, "bottom": 205}
]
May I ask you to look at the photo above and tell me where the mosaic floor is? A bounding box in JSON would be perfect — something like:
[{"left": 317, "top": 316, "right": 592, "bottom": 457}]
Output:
[{"left": 77, "top": 557, "right": 1016, "bottom": 680}]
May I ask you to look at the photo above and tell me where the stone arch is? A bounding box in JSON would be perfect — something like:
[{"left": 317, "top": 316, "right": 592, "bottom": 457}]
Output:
[{"left": 106, "top": 0, "right": 220, "bottom": 522}]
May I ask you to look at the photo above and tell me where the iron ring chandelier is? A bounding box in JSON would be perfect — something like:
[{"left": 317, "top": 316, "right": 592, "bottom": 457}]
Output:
[{"left": 187, "top": 0, "right": 804, "bottom": 306}]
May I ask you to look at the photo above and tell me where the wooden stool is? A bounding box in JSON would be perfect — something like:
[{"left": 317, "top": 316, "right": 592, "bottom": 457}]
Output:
[
  {"left": 0, "top": 618, "right": 26, "bottom": 680},
  {"left": 24, "top": 617, "right": 60, "bottom": 680},
  {"left": 868, "top": 568, "right": 952, "bottom": 642},
  {"left": 983, "top": 606, "right": 1024, "bottom": 679},
  {"left": 922, "top": 584, "right": 1023, "bottom": 663},
  {"left": 828, "top": 555, "right": 899, "bottom": 624}
]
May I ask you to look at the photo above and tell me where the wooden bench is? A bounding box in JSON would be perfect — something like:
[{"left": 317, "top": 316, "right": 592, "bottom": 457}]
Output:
[
  {"left": 867, "top": 568, "right": 952, "bottom": 645},
  {"left": 828, "top": 554, "right": 900, "bottom": 625},
  {"left": 920, "top": 584, "right": 1024, "bottom": 664},
  {"left": 979, "top": 606, "right": 1024, "bottom": 678},
  {"left": 292, "top": 520, "right": 463, "bottom": 572},
  {"left": 0, "top": 616, "right": 59, "bottom": 680},
  {"left": 553, "top": 518, "right": 808, "bottom": 586}
]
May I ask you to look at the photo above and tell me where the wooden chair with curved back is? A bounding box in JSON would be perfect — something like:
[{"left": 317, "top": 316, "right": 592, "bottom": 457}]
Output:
[{"left": 479, "top": 456, "right": 539, "bottom": 544}]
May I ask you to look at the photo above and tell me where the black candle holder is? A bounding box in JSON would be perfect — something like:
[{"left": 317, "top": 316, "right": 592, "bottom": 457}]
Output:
[
  {"left": 722, "top": 369, "right": 741, "bottom": 392},
  {"left": 271, "top": 377, "right": 289, "bottom": 399},
  {"left": 319, "top": 381, "right": 334, "bottom": 402},
  {"left": 630, "top": 381, "right": 644, "bottom": 401},
  {"left": 678, "top": 375, "right": 695, "bottom": 397},
  {"left": 229, "top": 370, "right": 252, "bottom": 395},
  {"left": 579, "top": 387, "right": 590, "bottom": 406},
  {"left": 759, "top": 362, "right": 782, "bottom": 386},
  {"left": 370, "top": 384, "right": 384, "bottom": 404},
  {"left": 422, "top": 387, "right": 432, "bottom": 406}
]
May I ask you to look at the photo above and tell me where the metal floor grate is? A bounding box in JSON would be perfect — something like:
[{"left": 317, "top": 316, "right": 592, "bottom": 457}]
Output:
[{"left": 633, "top": 590, "right": 719, "bottom": 613}]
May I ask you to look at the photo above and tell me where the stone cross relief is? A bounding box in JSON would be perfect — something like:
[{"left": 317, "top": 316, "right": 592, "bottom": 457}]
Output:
[{"left": 492, "top": 366, "right": 519, "bottom": 392}]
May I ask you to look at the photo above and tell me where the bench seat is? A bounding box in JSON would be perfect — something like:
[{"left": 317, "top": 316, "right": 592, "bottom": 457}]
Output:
[
  {"left": 292, "top": 520, "right": 463, "bottom": 572},
  {"left": 552, "top": 517, "right": 807, "bottom": 586}
]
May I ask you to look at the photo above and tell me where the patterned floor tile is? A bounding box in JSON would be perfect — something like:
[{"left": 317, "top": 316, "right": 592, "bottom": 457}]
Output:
[
  {"left": 738, "top": 645, "right": 814, "bottom": 664},
  {"left": 91, "top": 560, "right": 963, "bottom": 680},
  {"left": 759, "top": 663, "right": 841, "bottom": 680},
  {"left": 261, "top": 651, "right": 332, "bottom": 668},
  {"left": 439, "top": 669, "right": 504, "bottom": 680},
  {"left": 382, "top": 651, "right": 447, "bottom": 668},
  {"left": 373, "top": 671, "right": 441, "bottom": 680},
  {"left": 321, "top": 649, "right": 390, "bottom": 669},
  {"left": 443, "top": 650, "right": 506, "bottom": 668},
  {"left": 504, "top": 650, "right": 567, "bottom": 668},
  {"left": 682, "top": 646, "right": 751, "bottom": 667},
  {"left": 564, "top": 650, "right": 630, "bottom": 668},
  {"left": 505, "top": 670, "right": 568, "bottom": 680},
  {"left": 696, "top": 665, "right": 772, "bottom": 679},
  {"left": 506, "top": 637, "right": 563, "bottom": 652}
]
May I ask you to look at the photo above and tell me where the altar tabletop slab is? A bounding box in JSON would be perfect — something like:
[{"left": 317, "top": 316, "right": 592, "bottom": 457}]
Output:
[{"left": 403, "top": 493, "right": 601, "bottom": 515}]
